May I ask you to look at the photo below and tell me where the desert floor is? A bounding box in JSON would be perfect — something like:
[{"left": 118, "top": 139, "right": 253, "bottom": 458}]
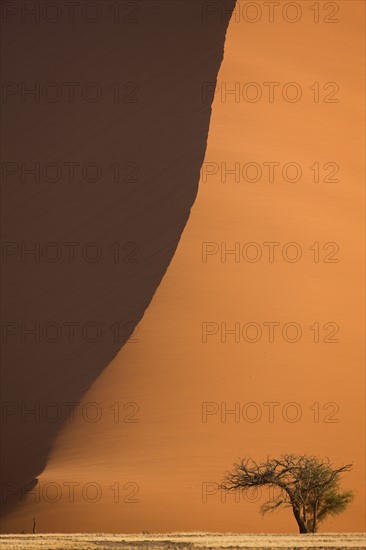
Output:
[{"left": 0, "top": 533, "right": 365, "bottom": 550}]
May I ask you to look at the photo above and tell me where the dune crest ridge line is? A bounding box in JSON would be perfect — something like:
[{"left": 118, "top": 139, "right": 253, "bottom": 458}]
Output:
[{"left": 1, "top": 0, "right": 236, "bottom": 519}]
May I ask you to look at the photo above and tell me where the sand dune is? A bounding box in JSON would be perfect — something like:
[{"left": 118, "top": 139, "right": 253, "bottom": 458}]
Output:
[
  {"left": 1, "top": 0, "right": 235, "bottom": 519},
  {"left": 2, "top": 0, "right": 364, "bottom": 535}
]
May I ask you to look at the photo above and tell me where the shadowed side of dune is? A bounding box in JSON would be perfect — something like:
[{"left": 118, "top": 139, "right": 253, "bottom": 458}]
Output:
[{"left": 0, "top": 0, "right": 236, "bottom": 518}]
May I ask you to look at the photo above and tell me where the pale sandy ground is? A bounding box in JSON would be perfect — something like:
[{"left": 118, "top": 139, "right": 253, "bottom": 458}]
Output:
[{"left": 0, "top": 533, "right": 365, "bottom": 550}]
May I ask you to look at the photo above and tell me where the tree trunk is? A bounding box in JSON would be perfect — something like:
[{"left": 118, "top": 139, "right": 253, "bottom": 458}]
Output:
[
  {"left": 279, "top": 484, "right": 308, "bottom": 534},
  {"left": 291, "top": 505, "right": 308, "bottom": 533},
  {"left": 311, "top": 504, "right": 318, "bottom": 533}
]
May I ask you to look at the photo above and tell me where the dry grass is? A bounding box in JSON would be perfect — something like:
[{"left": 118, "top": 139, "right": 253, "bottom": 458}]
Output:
[{"left": 0, "top": 533, "right": 365, "bottom": 550}]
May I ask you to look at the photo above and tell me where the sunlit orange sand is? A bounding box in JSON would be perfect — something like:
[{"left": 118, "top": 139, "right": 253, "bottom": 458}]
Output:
[{"left": 2, "top": 1, "right": 364, "bottom": 536}]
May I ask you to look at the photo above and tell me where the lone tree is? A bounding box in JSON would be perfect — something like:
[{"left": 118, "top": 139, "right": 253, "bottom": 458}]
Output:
[{"left": 221, "top": 454, "right": 353, "bottom": 533}]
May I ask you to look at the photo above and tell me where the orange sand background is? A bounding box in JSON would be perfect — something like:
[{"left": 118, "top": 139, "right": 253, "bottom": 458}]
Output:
[{"left": 3, "top": 0, "right": 365, "bottom": 533}]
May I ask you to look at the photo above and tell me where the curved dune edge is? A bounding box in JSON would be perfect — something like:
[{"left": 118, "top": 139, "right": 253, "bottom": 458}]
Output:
[
  {"left": 1, "top": 0, "right": 236, "bottom": 518},
  {"left": 2, "top": 1, "right": 365, "bottom": 535}
]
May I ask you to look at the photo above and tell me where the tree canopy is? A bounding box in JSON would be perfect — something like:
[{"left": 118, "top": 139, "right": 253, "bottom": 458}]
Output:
[{"left": 221, "top": 454, "right": 353, "bottom": 533}]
